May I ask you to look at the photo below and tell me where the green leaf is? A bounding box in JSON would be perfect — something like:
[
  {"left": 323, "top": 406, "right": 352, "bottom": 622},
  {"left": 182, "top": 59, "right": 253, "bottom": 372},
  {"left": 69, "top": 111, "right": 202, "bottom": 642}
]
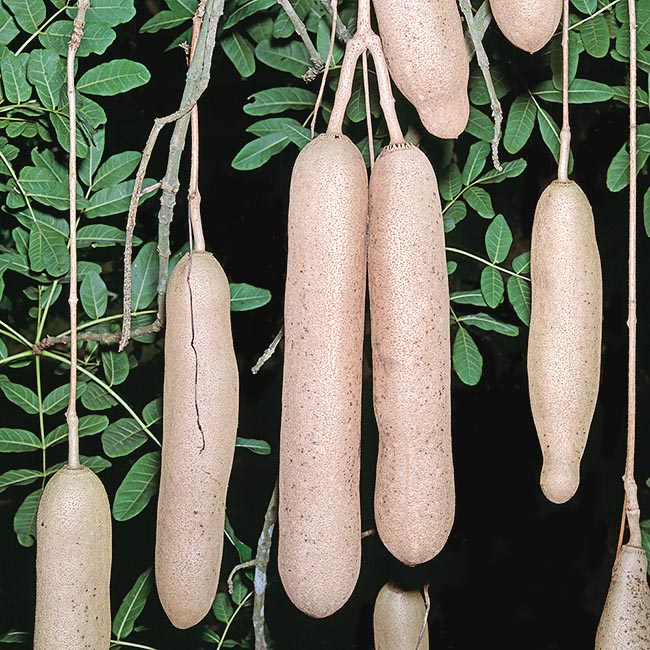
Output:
[
  {"left": 0, "top": 378, "right": 39, "bottom": 414},
  {"left": 86, "top": 179, "right": 151, "bottom": 218},
  {"left": 142, "top": 398, "right": 162, "bottom": 425},
  {"left": 464, "top": 186, "right": 495, "bottom": 218},
  {"left": 212, "top": 592, "right": 234, "bottom": 623},
  {"left": 90, "top": 151, "right": 141, "bottom": 191},
  {"left": 255, "top": 39, "right": 311, "bottom": 78},
  {"left": 447, "top": 261, "right": 458, "bottom": 275},
  {"left": 550, "top": 31, "right": 582, "bottom": 88},
  {"left": 452, "top": 327, "right": 483, "bottom": 386},
  {"left": 140, "top": 9, "right": 190, "bottom": 33},
  {"left": 78, "top": 127, "right": 105, "bottom": 187},
  {"left": 534, "top": 79, "right": 614, "bottom": 104},
  {"left": 101, "top": 351, "right": 130, "bottom": 386},
  {"left": 222, "top": 32, "right": 256, "bottom": 77},
  {"left": 42, "top": 382, "right": 88, "bottom": 415},
  {"left": 243, "top": 87, "right": 316, "bottom": 116},
  {"left": 469, "top": 66, "right": 510, "bottom": 105},
  {"left": 462, "top": 141, "right": 490, "bottom": 185},
  {"left": 78, "top": 224, "right": 138, "bottom": 248},
  {"left": 236, "top": 437, "right": 271, "bottom": 455},
  {"left": 229, "top": 283, "right": 271, "bottom": 311},
  {"left": 230, "top": 573, "right": 248, "bottom": 606},
  {"left": 80, "top": 271, "right": 108, "bottom": 319},
  {"left": 480, "top": 266, "right": 504, "bottom": 308},
  {"left": 5, "top": 0, "right": 45, "bottom": 33},
  {"left": 0, "top": 428, "right": 41, "bottom": 452},
  {"left": 47, "top": 455, "right": 111, "bottom": 476},
  {"left": 0, "top": 339, "right": 7, "bottom": 360},
  {"left": 280, "top": 120, "right": 311, "bottom": 148},
  {"left": 536, "top": 107, "right": 574, "bottom": 172},
  {"left": 0, "top": 7, "right": 19, "bottom": 45},
  {"left": 458, "top": 312, "right": 519, "bottom": 337},
  {"left": 45, "top": 414, "right": 108, "bottom": 447},
  {"left": 644, "top": 187, "right": 650, "bottom": 238},
  {"left": 131, "top": 242, "right": 159, "bottom": 311},
  {"left": 113, "top": 451, "right": 160, "bottom": 521},
  {"left": 81, "top": 381, "right": 118, "bottom": 411},
  {"left": 450, "top": 289, "right": 487, "bottom": 307},
  {"left": 225, "top": 516, "right": 253, "bottom": 562},
  {"left": 77, "top": 0, "right": 136, "bottom": 27},
  {"left": 39, "top": 21, "right": 116, "bottom": 57},
  {"left": 440, "top": 163, "right": 462, "bottom": 201},
  {"left": 443, "top": 201, "right": 467, "bottom": 233},
  {"left": 504, "top": 94, "right": 537, "bottom": 154},
  {"left": 0, "top": 630, "right": 30, "bottom": 644},
  {"left": 580, "top": 13, "right": 610, "bottom": 58},
  {"left": 13, "top": 488, "right": 42, "bottom": 547},
  {"left": 0, "top": 468, "right": 42, "bottom": 493},
  {"left": 478, "top": 159, "right": 527, "bottom": 184},
  {"left": 15, "top": 208, "right": 69, "bottom": 238},
  {"left": 485, "top": 215, "right": 512, "bottom": 264},
  {"left": 223, "top": 0, "right": 277, "bottom": 29},
  {"left": 232, "top": 132, "right": 289, "bottom": 170},
  {"left": 102, "top": 418, "right": 148, "bottom": 458},
  {"left": 507, "top": 275, "right": 531, "bottom": 326},
  {"left": 27, "top": 49, "right": 65, "bottom": 109},
  {"left": 607, "top": 143, "right": 649, "bottom": 192},
  {"left": 512, "top": 251, "right": 530, "bottom": 274},
  {"left": 112, "top": 567, "right": 154, "bottom": 639},
  {"left": 1, "top": 54, "right": 31, "bottom": 103},
  {"left": 77, "top": 59, "right": 150, "bottom": 96},
  {"left": 571, "top": 0, "right": 596, "bottom": 12},
  {"left": 465, "top": 106, "right": 494, "bottom": 142}
]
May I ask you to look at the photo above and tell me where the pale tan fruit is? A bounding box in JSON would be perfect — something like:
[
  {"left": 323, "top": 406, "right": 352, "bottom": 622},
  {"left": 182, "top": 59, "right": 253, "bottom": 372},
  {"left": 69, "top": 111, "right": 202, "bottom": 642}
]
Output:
[
  {"left": 489, "top": 0, "right": 563, "bottom": 53},
  {"left": 528, "top": 180, "right": 602, "bottom": 504},
  {"left": 372, "top": 0, "right": 469, "bottom": 139},
  {"left": 279, "top": 133, "right": 367, "bottom": 618},
  {"left": 595, "top": 544, "right": 650, "bottom": 649},
  {"left": 373, "top": 582, "right": 429, "bottom": 650},
  {"left": 156, "top": 251, "right": 239, "bottom": 629},
  {"left": 368, "top": 144, "right": 453, "bottom": 566},
  {"left": 34, "top": 465, "right": 111, "bottom": 650}
]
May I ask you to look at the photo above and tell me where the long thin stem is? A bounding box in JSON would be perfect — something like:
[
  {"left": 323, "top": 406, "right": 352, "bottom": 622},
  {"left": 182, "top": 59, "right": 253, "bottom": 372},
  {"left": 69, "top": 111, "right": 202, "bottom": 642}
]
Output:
[
  {"left": 446, "top": 247, "right": 530, "bottom": 281},
  {"left": 188, "top": 1, "right": 206, "bottom": 253},
  {"left": 216, "top": 591, "right": 254, "bottom": 650},
  {"left": 623, "top": 0, "right": 641, "bottom": 548},
  {"left": 35, "top": 357, "right": 46, "bottom": 477},
  {"left": 65, "top": 0, "right": 90, "bottom": 470},
  {"left": 557, "top": 0, "right": 571, "bottom": 181},
  {"left": 567, "top": 0, "right": 622, "bottom": 32}
]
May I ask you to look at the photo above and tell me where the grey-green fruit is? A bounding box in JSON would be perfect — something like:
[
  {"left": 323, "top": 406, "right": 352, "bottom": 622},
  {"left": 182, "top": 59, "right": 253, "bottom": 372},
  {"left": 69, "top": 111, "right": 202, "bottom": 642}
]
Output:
[
  {"left": 373, "top": 583, "right": 429, "bottom": 650},
  {"left": 595, "top": 544, "right": 650, "bottom": 649},
  {"left": 490, "top": 0, "right": 563, "bottom": 53},
  {"left": 34, "top": 465, "right": 112, "bottom": 650},
  {"left": 373, "top": 0, "right": 469, "bottom": 139},
  {"left": 156, "top": 251, "right": 239, "bottom": 629},
  {"left": 528, "top": 180, "right": 602, "bottom": 504},
  {"left": 369, "top": 144, "right": 454, "bottom": 566},
  {"left": 279, "top": 133, "right": 367, "bottom": 618}
]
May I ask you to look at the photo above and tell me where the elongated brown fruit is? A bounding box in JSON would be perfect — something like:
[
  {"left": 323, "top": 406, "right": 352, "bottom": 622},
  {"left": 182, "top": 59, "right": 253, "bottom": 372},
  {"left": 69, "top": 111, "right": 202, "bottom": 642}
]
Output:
[
  {"left": 156, "top": 251, "right": 239, "bottom": 629},
  {"left": 369, "top": 144, "right": 453, "bottom": 566},
  {"left": 373, "top": 583, "right": 429, "bottom": 650},
  {"left": 34, "top": 466, "right": 111, "bottom": 650},
  {"left": 528, "top": 180, "right": 602, "bottom": 504},
  {"left": 489, "top": 0, "right": 562, "bottom": 53},
  {"left": 279, "top": 133, "right": 367, "bottom": 618},
  {"left": 372, "top": 0, "right": 469, "bottom": 139},
  {"left": 595, "top": 544, "right": 650, "bottom": 649}
]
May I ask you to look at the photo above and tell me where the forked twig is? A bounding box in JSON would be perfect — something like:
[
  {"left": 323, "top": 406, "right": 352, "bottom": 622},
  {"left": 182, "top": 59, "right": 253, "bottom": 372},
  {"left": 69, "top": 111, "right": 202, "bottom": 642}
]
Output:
[{"left": 277, "top": 0, "right": 325, "bottom": 81}]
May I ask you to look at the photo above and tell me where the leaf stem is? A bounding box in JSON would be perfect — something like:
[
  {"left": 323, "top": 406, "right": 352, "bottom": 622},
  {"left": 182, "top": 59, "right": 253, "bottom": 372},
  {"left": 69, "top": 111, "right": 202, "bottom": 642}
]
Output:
[
  {"left": 445, "top": 247, "right": 530, "bottom": 281},
  {"left": 0, "top": 319, "right": 31, "bottom": 346},
  {"left": 41, "top": 350, "right": 161, "bottom": 447},
  {"left": 35, "top": 356, "right": 47, "bottom": 478},
  {"left": 0, "top": 350, "right": 33, "bottom": 367},
  {"left": 216, "top": 591, "right": 253, "bottom": 650},
  {"left": 568, "top": 0, "right": 622, "bottom": 32}
]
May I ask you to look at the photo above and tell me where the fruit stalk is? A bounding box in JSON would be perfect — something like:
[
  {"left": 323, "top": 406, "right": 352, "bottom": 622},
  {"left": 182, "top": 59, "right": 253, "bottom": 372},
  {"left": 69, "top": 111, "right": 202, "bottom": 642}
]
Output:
[{"left": 558, "top": 0, "right": 571, "bottom": 182}]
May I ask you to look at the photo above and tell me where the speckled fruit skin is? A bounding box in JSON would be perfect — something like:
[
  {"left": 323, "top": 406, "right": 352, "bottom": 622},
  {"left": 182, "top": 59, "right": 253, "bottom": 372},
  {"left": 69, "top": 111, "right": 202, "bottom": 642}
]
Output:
[
  {"left": 372, "top": 0, "right": 469, "bottom": 139},
  {"left": 595, "top": 544, "right": 650, "bottom": 649},
  {"left": 279, "top": 133, "right": 367, "bottom": 618},
  {"left": 373, "top": 583, "right": 429, "bottom": 650},
  {"left": 528, "top": 180, "right": 602, "bottom": 504},
  {"left": 34, "top": 466, "right": 111, "bottom": 650},
  {"left": 490, "top": 0, "right": 562, "bottom": 53},
  {"left": 368, "top": 144, "right": 454, "bottom": 566},
  {"left": 156, "top": 251, "right": 239, "bottom": 629}
]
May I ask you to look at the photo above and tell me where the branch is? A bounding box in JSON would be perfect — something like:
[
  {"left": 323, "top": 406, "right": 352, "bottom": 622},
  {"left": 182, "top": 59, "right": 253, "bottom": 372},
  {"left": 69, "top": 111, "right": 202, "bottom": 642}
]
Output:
[
  {"left": 458, "top": 0, "right": 502, "bottom": 170},
  {"left": 251, "top": 326, "right": 284, "bottom": 374},
  {"left": 277, "top": 0, "right": 325, "bottom": 82},
  {"left": 319, "top": 0, "right": 352, "bottom": 42},
  {"left": 65, "top": 0, "right": 90, "bottom": 470},
  {"left": 119, "top": 0, "right": 225, "bottom": 350}
]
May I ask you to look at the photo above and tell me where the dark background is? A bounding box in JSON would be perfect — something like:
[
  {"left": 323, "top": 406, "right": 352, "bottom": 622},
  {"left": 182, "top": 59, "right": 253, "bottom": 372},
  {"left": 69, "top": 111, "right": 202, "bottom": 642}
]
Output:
[{"left": 1, "top": 3, "right": 649, "bottom": 649}]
